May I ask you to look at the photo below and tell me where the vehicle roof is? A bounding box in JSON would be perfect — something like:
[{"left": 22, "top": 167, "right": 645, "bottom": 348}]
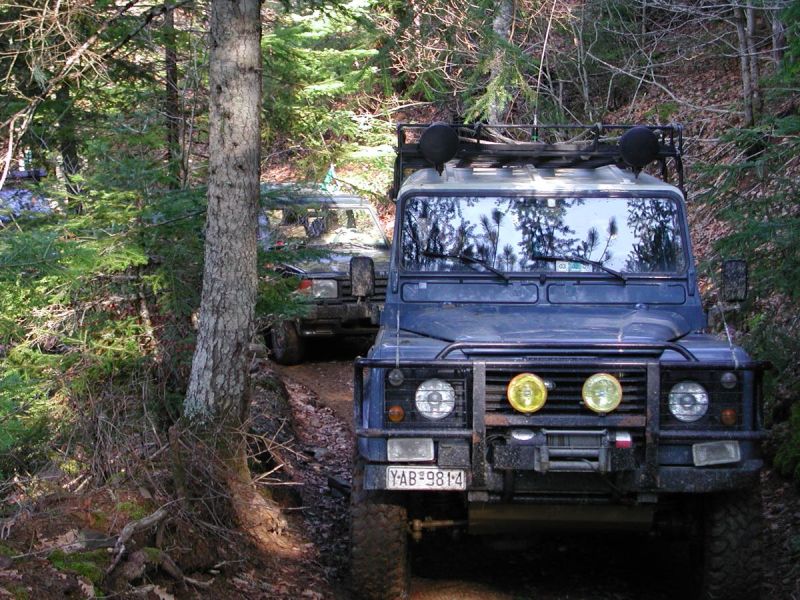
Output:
[
  {"left": 397, "top": 165, "right": 684, "bottom": 199},
  {"left": 260, "top": 184, "right": 372, "bottom": 208}
]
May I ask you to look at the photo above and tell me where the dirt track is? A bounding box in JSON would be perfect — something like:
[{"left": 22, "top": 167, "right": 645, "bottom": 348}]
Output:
[{"left": 274, "top": 340, "right": 800, "bottom": 600}]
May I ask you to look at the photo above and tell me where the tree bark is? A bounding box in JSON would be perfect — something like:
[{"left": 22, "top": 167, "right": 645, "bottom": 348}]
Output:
[
  {"left": 770, "top": 10, "right": 785, "bottom": 67},
  {"left": 487, "top": 0, "right": 514, "bottom": 124},
  {"left": 182, "top": 0, "right": 295, "bottom": 560},
  {"left": 734, "top": 5, "right": 755, "bottom": 127},
  {"left": 745, "top": 4, "right": 762, "bottom": 115},
  {"left": 573, "top": 5, "right": 593, "bottom": 121},
  {"left": 56, "top": 83, "right": 81, "bottom": 199},
  {"left": 184, "top": 0, "right": 261, "bottom": 422}
]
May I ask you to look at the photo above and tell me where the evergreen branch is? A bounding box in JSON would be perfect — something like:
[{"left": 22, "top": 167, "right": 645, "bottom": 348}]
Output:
[{"left": 102, "top": 0, "right": 195, "bottom": 61}]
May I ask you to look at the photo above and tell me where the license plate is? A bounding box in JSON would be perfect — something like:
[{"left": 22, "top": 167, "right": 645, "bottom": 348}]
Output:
[{"left": 386, "top": 466, "right": 467, "bottom": 491}]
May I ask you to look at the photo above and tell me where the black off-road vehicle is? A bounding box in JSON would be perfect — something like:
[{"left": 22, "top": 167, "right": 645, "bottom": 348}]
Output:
[{"left": 350, "top": 123, "right": 767, "bottom": 600}]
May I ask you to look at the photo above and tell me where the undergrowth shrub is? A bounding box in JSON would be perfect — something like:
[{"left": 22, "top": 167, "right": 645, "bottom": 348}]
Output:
[
  {"left": 0, "top": 174, "right": 335, "bottom": 482},
  {"left": 0, "top": 179, "right": 205, "bottom": 480}
]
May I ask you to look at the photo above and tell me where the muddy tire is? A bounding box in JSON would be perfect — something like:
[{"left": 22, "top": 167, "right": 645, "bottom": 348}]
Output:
[
  {"left": 269, "top": 321, "right": 304, "bottom": 365},
  {"left": 350, "top": 459, "right": 409, "bottom": 600},
  {"left": 700, "top": 489, "right": 763, "bottom": 600}
]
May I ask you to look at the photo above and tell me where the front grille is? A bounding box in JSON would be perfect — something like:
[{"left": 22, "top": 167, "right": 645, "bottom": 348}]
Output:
[
  {"left": 339, "top": 277, "right": 387, "bottom": 303},
  {"left": 486, "top": 366, "right": 648, "bottom": 416}
]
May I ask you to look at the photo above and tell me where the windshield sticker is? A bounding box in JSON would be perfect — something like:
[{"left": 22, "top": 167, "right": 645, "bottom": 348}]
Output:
[{"left": 556, "top": 261, "right": 592, "bottom": 273}]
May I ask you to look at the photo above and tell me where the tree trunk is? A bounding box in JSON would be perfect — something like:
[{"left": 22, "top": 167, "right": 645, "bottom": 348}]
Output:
[
  {"left": 487, "top": 0, "right": 514, "bottom": 124},
  {"left": 184, "top": 0, "right": 261, "bottom": 421},
  {"left": 745, "top": 4, "right": 762, "bottom": 115},
  {"left": 182, "top": 0, "right": 295, "bottom": 559},
  {"left": 733, "top": 5, "right": 755, "bottom": 127},
  {"left": 56, "top": 84, "right": 82, "bottom": 200},
  {"left": 164, "top": 6, "right": 181, "bottom": 188},
  {"left": 770, "top": 10, "right": 785, "bottom": 67},
  {"left": 573, "top": 5, "right": 593, "bottom": 121}
]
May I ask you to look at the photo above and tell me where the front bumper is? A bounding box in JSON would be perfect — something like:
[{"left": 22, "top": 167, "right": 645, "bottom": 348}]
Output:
[
  {"left": 297, "top": 301, "right": 380, "bottom": 337},
  {"left": 362, "top": 459, "right": 763, "bottom": 496},
  {"left": 354, "top": 344, "right": 768, "bottom": 498}
]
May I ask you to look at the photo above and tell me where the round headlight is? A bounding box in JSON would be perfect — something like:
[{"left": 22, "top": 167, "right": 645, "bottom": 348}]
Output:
[
  {"left": 668, "top": 381, "right": 709, "bottom": 422},
  {"left": 582, "top": 373, "right": 622, "bottom": 414},
  {"left": 311, "top": 279, "right": 338, "bottom": 299},
  {"left": 415, "top": 379, "right": 455, "bottom": 420},
  {"left": 507, "top": 373, "right": 547, "bottom": 413}
]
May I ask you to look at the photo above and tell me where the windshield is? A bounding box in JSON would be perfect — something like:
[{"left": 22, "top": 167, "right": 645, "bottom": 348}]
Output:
[
  {"left": 259, "top": 205, "right": 387, "bottom": 249},
  {"left": 402, "top": 196, "right": 686, "bottom": 274}
]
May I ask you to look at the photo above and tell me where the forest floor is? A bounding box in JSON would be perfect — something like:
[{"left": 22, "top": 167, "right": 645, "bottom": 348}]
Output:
[{"left": 1, "top": 344, "right": 798, "bottom": 599}]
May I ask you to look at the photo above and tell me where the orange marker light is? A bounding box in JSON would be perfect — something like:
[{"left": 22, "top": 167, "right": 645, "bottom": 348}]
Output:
[
  {"left": 388, "top": 405, "right": 405, "bottom": 423},
  {"left": 721, "top": 408, "right": 737, "bottom": 427}
]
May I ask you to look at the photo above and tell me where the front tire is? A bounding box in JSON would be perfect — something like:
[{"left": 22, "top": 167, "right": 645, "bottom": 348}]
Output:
[
  {"left": 269, "top": 321, "right": 304, "bottom": 365},
  {"left": 700, "top": 489, "right": 763, "bottom": 600},
  {"left": 350, "top": 459, "right": 409, "bottom": 600}
]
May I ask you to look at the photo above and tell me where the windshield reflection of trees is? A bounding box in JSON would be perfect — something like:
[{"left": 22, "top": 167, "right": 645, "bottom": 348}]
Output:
[
  {"left": 266, "top": 207, "right": 385, "bottom": 247},
  {"left": 402, "top": 196, "right": 685, "bottom": 273},
  {"left": 625, "top": 199, "right": 685, "bottom": 272}
]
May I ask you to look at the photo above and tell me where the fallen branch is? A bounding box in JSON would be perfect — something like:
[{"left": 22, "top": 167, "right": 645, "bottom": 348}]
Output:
[
  {"left": 106, "top": 506, "right": 170, "bottom": 576},
  {"left": 185, "top": 575, "right": 214, "bottom": 589}
]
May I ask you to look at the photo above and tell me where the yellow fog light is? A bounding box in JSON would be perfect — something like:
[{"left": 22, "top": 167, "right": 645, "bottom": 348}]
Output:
[
  {"left": 582, "top": 373, "right": 623, "bottom": 414},
  {"left": 507, "top": 373, "right": 547, "bottom": 413}
]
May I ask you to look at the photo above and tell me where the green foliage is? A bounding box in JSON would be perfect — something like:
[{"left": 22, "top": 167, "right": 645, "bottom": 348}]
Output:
[
  {"left": 697, "top": 122, "right": 800, "bottom": 302},
  {"left": 48, "top": 549, "right": 109, "bottom": 584},
  {"left": 116, "top": 500, "right": 150, "bottom": 520},
  {"left": 142, "top": 546, "right": 163, "bottom": 563},
  {"left": 780, "top": 0, "right": 800, "bottom": 77},
  {"left": 257, "top": 273, "right": 311, "bottom": 324},
  {"left": 0, "top": 174, "right": 209, "bottom": 477},
  {"left": 643, "top": 101, "right": 679, "bottom": 123},
  {"left": 262, "top": 2, "right": 382, "bottom": 174}
]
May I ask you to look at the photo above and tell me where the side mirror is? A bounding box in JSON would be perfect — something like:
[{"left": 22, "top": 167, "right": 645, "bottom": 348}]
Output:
[
  {"left": 721, "top": 259, "right": 748, "bottom": 302},
  {"left": 350, "top": 256, "right": 375, "bottom": 298}
]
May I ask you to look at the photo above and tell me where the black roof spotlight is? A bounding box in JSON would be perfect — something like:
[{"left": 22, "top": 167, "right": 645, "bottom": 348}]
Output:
[
  {"left": 619, "top": 126, "right": 660, "bottom": 175},
  {"left": 419, "top": 123, "right": 459, "bottom": 174}
]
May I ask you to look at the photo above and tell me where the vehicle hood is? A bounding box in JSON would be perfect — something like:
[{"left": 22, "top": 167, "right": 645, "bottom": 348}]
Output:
[
  {"left": 279, "top": 246, "right": 390, "bottom": 275},
  {"left": 394, "top": 304, "right": 691, "bottom": 343}
]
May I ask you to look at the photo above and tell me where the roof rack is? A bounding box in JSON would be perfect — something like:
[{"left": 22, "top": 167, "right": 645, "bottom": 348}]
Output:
[{"left": 391, "top": 123, "right": 683, "bottom": 199}]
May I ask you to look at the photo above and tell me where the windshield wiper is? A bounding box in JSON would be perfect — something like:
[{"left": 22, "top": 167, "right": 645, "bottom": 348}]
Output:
[
  {"left": 530, "top": 254, "right": 627, "bottom": 282},
  {"left": 422, "top": 250, "right": 510, "bottom": 282}
]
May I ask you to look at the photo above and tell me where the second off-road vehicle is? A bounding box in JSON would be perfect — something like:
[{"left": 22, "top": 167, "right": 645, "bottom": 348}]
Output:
[
  {"left": 259, "top": 189, "right": 390, "bottom": 364},
  {"left": 350, "top": 123, "right": 767, "bottom": 600}
]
